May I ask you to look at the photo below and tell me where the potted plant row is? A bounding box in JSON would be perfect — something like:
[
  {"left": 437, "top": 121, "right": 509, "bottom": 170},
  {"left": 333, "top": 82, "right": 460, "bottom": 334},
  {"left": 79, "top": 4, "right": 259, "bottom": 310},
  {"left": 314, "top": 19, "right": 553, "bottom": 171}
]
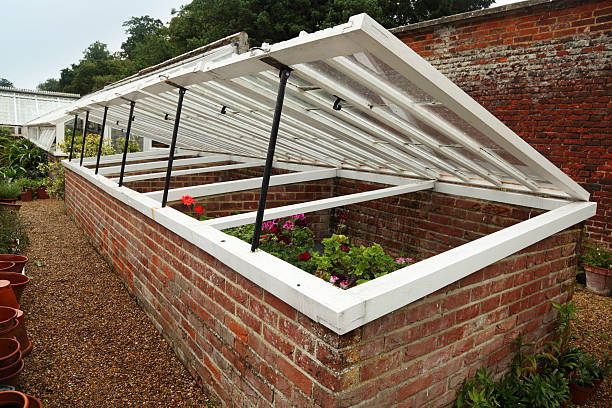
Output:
[{"left": 582, "top": 243, "right": 612, "bottom": 296}]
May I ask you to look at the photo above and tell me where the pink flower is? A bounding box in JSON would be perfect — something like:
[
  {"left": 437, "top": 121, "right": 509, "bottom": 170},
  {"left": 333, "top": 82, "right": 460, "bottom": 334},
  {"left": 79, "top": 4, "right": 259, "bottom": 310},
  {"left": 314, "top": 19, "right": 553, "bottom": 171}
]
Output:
[
  {"left": 396, "top": 257, "right": 406, "bottom": 264},
  {"left": 329, "top": 276, "right": 339, "bottom": 284},
  {"left": 181, "top": 195, "right": 195, "bottom": 206},
  {"left": 291, "top": 214, "right": 305, "bottom": 221},
  {"left": 339, "top": 280, "right": 349, "bottom": 289},
  {"left": 283, "top": 220, "right": 295, "bottom": 230}
]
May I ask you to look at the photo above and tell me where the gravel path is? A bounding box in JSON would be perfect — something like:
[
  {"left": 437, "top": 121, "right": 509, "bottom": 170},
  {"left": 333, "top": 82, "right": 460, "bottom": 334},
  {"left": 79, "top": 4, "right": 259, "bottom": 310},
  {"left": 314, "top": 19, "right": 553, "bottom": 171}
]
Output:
[{"left": 16, "top": 199, "right": 212, "bottom": 407}]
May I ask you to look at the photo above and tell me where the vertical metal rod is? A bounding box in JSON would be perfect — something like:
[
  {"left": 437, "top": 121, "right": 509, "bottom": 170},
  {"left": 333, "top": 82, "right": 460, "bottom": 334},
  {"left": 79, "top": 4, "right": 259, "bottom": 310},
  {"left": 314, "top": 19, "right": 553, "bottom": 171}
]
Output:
[
  {"left": 162, "top": 88, "right": 187, "bottom": 207},
  {"left": 79, "top": 111, "right": 90, "bottom": 166},
  {"left": 68, "top": 114, "right": 79, "bottom": 162},
  {"left": 118, "top": 101, "right": 136, "bottom": 187},
  {"left": 251, "top": 67, "right": 291, "bottom": 252},
  {"left": 95, "top": 106, "right": 109, "bottom": 174}
]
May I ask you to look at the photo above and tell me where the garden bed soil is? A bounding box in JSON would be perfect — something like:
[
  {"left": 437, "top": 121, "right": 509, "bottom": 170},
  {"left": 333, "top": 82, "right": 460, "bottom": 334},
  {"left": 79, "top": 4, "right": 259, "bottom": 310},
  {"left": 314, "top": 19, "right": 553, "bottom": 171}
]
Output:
[{"left": 17, "top": 199, "right": 212, "bottom": 407}]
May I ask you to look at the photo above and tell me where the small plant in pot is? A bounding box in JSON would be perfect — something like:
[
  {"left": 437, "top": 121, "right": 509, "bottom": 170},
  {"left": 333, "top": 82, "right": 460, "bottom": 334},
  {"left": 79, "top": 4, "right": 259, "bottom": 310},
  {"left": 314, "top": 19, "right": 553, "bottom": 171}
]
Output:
[
  {"left": 0, "top": 183, "right": 20, "bottom": 204},
  {"left": 568, "top": 350, "right": 611, "bottom": 404},
  {"left": 34, "top": 179, "right": 49, "bottom": 199},
  {"left": 17, "top": 179, "right": 37, "bottom": 202},
  {"left": 582, "top": 243, "right": 612, "bottom": 296}
]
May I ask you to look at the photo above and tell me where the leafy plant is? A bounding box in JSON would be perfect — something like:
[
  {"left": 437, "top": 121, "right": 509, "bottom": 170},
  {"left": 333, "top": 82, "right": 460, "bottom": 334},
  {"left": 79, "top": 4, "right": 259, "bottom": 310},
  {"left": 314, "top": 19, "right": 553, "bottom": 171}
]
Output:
[
  {"left": 582, "top": 243, "right": 612, "bottom": 269},
  {"left": 17, "top": 178, "right": 38, "bottom": 192},
  {"left": 38, "top": 162, "right": 65, "bottom": 199},
  {"left": 456, "top": 367, "right": 499, "bottom": 408},
  {"left": 521, "top": 371, "right": 568, "bottom": 408},
  {"left": 59, "top": 132, "right": 116, "bottom": 157},
  {"left": 0, "top": 137, "right": 47, "bottom": 179},
  {"left": 0, "top": 207, "right": 29, "bottom": 254},
  {"left": 0, "top": 182, "right": 20, "bottom": 199}
]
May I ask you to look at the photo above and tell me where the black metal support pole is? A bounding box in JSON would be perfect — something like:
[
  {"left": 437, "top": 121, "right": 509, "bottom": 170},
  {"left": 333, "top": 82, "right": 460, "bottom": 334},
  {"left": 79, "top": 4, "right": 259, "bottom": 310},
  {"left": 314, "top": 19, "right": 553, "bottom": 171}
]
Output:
[
  {"left": 94, "top": 106, "right": 109, "bottom": 174},
  {"left": 68, "top": 114, "right": 79, "bottom": 162},
  {"left": 118, "top": 101, "right": 136, "bottom": 187},
  {"left": 161, "top": 88, "right": 187, "bottom": 207},
  {"left": 251, "top": 67, "right": 291, "bottom": 252},
  {"left": 79, "top": 111, "right": 90, "bottom": 166}
]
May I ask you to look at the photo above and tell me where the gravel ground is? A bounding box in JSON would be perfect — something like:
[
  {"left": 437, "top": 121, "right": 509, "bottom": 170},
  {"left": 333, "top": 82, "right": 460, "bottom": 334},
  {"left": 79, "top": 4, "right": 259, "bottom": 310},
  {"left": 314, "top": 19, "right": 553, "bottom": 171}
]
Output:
[
  {"left": 16, "top": 199, "right": 213, "bottom": 407},
  {"left": 572, "top": 286, "right": 612, "bottom": 408}
]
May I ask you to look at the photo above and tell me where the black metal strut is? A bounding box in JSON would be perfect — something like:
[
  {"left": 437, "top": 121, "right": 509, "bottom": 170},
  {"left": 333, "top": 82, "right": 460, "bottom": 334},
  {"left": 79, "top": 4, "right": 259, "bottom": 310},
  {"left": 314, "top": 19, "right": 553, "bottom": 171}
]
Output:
[
  {"left": 68, "top": 114, "right": 79, "bottom": 162},
  {"left": 251, "top": 67, "right": 292, "bottom": 252},
  {"left": 118, "top": 101, "right": 136, "bottom": 187},
  {"left": 161, "top": 87, "right": 187, "bottom": 207},
  {"left": 94, "top": 106, "right": 109, "bottom": 174},
  {"left": 79, "top": 111, "right": 90, "bottom": 166}
]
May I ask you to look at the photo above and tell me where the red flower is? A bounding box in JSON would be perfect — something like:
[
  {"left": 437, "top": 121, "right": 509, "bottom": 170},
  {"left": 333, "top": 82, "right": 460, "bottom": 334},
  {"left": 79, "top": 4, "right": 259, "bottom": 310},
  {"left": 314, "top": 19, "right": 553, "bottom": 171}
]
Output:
[
  {"left": 298, "top": 252, "right": 311, "bottom": 261},
  {"left": 270, "top": 225, "right": 281, "bottom": 234},
  {"left": 340, "top": 244, "right": 350, "bottom": 253},
  {"left": 181, "top": 195, "right": 195, "bottom": 206},
  {"left": 195, "top": 205, "right": 204, "bottom": 214},
  {"left": 278, "top": 235, "right": 291, "bottom": 244}
]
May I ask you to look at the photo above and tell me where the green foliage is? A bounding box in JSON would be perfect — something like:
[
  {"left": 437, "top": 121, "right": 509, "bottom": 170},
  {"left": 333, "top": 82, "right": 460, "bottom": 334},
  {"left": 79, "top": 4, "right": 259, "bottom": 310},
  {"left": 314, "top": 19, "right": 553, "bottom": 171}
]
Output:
[
  {"left": 456, "top": 367, "right": 499, "bottom": 408},
  {"left": 311, "top": 234, "right": 404, "bottom": 287},
  {"left": 39, "top": 0, "right": 494, "bottom": 94},
  {"left": 0, "top": 207, "right": 29, "bottom": 254},
  {"left": 0, "top": 182, "right": 20, "bottom": 199},
  {"left": 0, "top": 78, "right": 13, "bottom": 88},
  {"left": 582, "top": 243, "right": 612, "bottom": 269},
  {"left": 17, "top": 178, "right": 38, "bottom": 191},
  {"left": 37, "top": 162, "right": 65, "bottom": 199},
  {"left": 59, "top": 132, "right": 116, "bottom": 157},
  {"left": 0, "top": 136, "right": 47, "bottom": 180},
  {"left": 168, "top": 0, "right": 494, "bottom": 51}
]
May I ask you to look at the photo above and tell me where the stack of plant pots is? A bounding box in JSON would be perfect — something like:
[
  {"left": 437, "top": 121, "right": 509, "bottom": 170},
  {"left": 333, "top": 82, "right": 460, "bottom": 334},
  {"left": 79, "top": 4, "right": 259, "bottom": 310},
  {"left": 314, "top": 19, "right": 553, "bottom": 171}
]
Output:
[
  {"left": 0, "top": 390, "right": 42, "bottom": 407},
  {"left": 0, "top": 256, "right": 28, "bottom": 275}
]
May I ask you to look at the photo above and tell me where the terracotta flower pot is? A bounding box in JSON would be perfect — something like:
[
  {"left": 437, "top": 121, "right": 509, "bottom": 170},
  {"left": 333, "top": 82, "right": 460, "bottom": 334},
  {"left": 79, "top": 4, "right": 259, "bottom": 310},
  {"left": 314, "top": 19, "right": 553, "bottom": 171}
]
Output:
[
  {"left": 0, "top": 359, "right": 25, "bottom": 386},
  {"left": 35, "top": 187, "right": 48, "bottom": 200},
  {"left": 19, "top": 190, "right": 33, "bottom": 202},
  {"left": 569, "top": 381, "right": 595, "bottom": 404},
  {"left": 584, "top": 265, "right": 612, "bottom": 296},
  {"left": 0, "top": 256, "right": 28, "bottom": 274},
  {"left": 0, "top": 308, "right": 17, "bottom": 333},
  {"left": 9, "top": 309, "right": 31, "bottom": 357},
  {"left": 0, "top": 338, "right": 20, "bottom": 368},
  {"left": 0, "top": 274, "right": 29, "bottom": 302},
  {"left": 0, "top": 356, "right": 23, "bottom": 379},
  {"left": 0, "top": 264, "right": 14, "bottom": 273},
  {"left": 0, "top": 281, "right": 18, "bottom": 310},
  {"left": 25, "top": 395, "right": 42, "bottom": 408},
  {"left": 0, "top": 391, "right": 29, "bottom": 407},
  {"left": 0, "top": 319, "right": 18, "bottom": 340}
]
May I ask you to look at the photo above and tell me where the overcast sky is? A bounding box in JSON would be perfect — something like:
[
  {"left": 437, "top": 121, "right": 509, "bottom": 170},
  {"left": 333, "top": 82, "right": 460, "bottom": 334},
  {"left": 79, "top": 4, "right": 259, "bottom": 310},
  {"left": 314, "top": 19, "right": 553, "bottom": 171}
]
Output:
[{"left": 1, "top": 0, "right": 523, "bottom": 91}]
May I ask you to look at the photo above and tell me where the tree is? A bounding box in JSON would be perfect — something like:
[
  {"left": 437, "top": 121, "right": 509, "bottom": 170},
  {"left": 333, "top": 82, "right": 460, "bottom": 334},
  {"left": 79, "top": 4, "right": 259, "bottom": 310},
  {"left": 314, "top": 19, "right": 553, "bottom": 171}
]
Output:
[
  {"left": 37, "top": 78, "right": 61, "bottom": 92},
  {"left": 168, "top": 0, "right": 494, "bottom": 50},
  {"left": 0, "top": 78, "right": 13, "bottom": 88},
  {"left": 122, "top": 16, "right": 177, "bottom": 70},
  {"left": 83, "top": 41, "right": 112, "bottom": 61}
]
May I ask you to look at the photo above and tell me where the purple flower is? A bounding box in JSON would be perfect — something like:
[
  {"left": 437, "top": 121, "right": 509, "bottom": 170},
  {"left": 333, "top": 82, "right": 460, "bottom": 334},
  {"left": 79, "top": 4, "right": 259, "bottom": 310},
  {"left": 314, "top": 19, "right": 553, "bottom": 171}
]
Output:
[
  {"left": 339, "top": 280, "right": 349, "bottom": 289},
  {"left": 291, "top": 213, "right": 305, "bottom": 221},
  {"left": 329, "top": 275, "right": 339, "bottom": 284},
  {"left": 283, "top": 220, "right": 295, "bottom": 230}
]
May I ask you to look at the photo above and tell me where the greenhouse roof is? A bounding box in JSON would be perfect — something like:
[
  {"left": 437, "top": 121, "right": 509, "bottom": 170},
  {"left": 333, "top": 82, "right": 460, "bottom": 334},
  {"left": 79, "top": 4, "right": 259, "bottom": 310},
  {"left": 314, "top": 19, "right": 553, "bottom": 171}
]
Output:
[
  {"left": 43, "top": 14, "right": 588, "bottom": 201},
  {"left": 0, "top": 87, "right": 79, "bottom": 127}
]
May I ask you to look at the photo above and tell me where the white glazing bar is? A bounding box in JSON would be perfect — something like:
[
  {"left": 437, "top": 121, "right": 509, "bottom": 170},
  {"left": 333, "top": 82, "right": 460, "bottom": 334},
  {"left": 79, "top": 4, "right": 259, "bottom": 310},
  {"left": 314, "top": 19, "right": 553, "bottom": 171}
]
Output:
[
  {"left": 80, "top": 149, "right": 176, "bottom": 165},
  {"left": 292, "top": 63, "right": 505, "bottom": 187},
  {"left": 113, "top": 160, "right": 265, "bottom": 183},
  {"left": 205, "top": 181, "right": 434, "bottom": 229},
  {"left": 144, "top": 168, "right": 338, "bottom": 202},
  {"left": 327, "top": 57, "right": 539, "bottom": 192},
  {"left": 257, "top": 71, "right": 472, "bottom": 183},
  {"left": 97, "top": 155, "right": 228, "bottom": 176},
  {"left": 352, "top": 14, "right": 589, "bottom": 200}
]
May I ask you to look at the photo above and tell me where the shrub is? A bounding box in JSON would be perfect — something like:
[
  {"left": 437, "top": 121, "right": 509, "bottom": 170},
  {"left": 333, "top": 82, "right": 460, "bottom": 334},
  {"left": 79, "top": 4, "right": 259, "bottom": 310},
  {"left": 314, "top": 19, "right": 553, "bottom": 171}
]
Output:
[
  {"left": 0, "top": 137, "right": 47, "bottom": 179},
  {"left": 0, "top": 182, "right": 20, "bottom": 199},
  {"left": 0, "top": 207, "right": 29, "bottom": 254},
  {"left": 37, "top": 162, "right": 65, "bottom": 199},
  {"left": 59, "top": 133, "right": 116, "bottom": 157}
]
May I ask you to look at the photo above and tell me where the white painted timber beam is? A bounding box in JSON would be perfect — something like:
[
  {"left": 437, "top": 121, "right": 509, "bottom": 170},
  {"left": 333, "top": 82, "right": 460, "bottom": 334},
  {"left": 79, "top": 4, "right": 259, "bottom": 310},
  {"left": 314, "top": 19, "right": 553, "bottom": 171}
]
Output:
[
  {"left": 144, "top": 168, "right": 338, "bottom": 202},
  {"left": 97, "top": 155, "right": 228, "bottom": 175},
  {"left": 205, "top": 181, "right": 434, "bottom": 229},
  {"left": 80, "top": 149, "right": 177, "bottom": 166},
  {"left": 114, "top": 160, "right": 265, "bottom": 183},
  {"left": 345, "top": 201, "right": 596, "bottom": 333}
]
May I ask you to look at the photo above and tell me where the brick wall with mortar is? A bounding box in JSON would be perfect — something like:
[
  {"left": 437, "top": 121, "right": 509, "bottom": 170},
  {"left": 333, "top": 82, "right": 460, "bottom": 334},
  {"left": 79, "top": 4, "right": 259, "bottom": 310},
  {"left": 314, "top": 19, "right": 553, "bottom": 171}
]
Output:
[
  {"left": 65, "top": 168, "right": 581, "bottom": 407},
  {"left": 393, "top": 0, "right": 611, "bottom": 249}
]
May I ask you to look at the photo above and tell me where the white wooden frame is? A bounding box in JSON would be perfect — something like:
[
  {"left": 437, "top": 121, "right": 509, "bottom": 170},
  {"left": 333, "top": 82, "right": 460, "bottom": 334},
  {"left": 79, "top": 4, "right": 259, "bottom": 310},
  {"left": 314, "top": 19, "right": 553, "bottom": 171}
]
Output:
[{"left": 63, "top": 158, "right": 596, "bottom": 334}]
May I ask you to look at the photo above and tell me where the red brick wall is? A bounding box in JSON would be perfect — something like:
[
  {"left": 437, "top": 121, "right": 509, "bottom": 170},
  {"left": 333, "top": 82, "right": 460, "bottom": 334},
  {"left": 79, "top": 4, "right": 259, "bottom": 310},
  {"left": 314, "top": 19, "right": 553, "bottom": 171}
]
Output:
[
  {"left": 335, "top": 178, "right": 545, "bottom": 260},
  {"left": 394, "top": 0, "right": 611, "bottom": 249},
  {"left": 65, "top": 168, "right": 580, "bottom": 407}
]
